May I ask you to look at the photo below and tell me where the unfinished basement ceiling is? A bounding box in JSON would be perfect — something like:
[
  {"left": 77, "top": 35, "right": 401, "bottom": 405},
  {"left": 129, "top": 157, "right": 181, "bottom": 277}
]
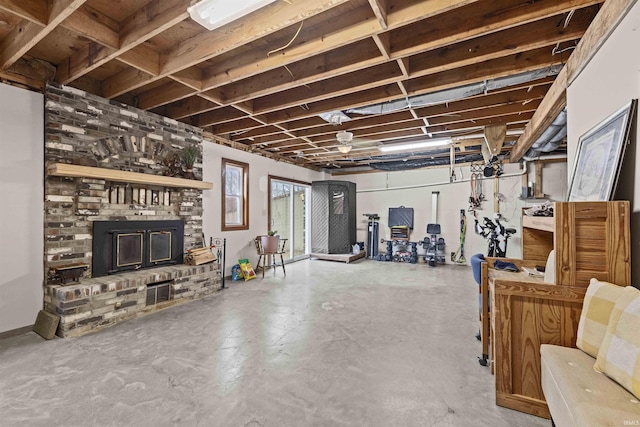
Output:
[{"left": 0, "top": 0, "right": 599, "bottom": 171}]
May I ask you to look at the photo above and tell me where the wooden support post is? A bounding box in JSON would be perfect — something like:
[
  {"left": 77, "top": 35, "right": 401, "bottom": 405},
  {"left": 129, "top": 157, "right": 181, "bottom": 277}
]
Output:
[
  {"left": 494, "top": 177, "right": 500, "bottom": 213},
  {"left": 534, "top": 162, "right": 544, "bottom": 198},
  {"left": 483, "top": 124, "right": 507, "bottom": 163}
]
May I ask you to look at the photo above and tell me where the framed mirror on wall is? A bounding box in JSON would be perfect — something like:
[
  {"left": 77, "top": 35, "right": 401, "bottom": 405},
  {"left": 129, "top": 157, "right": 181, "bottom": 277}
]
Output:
[{"left": 568, "top": 99, "right": 637, "bottom": 202}]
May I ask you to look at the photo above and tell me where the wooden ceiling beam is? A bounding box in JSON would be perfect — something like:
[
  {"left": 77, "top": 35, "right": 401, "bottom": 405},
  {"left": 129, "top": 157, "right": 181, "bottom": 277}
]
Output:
[
  {"left": 163, "top": 98, "right": 217, "bottom": 120},
  {"left": 372, "top": 33, "right": 391, "bottom": 59},
  {"left": 118, "top": 0, "right": 189, "bottom": 48},
  {"left": 92, "top": 0, "right": 588, "bottom": 115},
  {"left": 250, "top": 49, "right": 558, "bottom": 131},
  {"left": 254, "top": 92, "right": 542, "bottom": 146},
  {"left": 233, "top": 126, "right": 306, "bottom": 144},
  {"left": 425, "top": 99, "right": 541, "bottom": 126},
  {"left": 56, "top": 42, "right": 114, "bottom": 84},
  {"left": 236, "top": 79, "right": 551, "bottom": 141},
  {"left": 0, "top": 0, "right": 47, "bottom": 24},
  {"left": 196, "top": 0, "right": 593, "bottom": 114},
  {"left": 62, "top": 5, "right": 120, "bottom": 49},
  {"left": 117, "top": 46, "right": 161, "bottom": 75},
  {"left": 138, "top": 80, "right": 195, "bottom": 110},
  {"left": 169, "top": 68, "right": 203, "bottom": 91},
  {"left": 101, "top": 68, "right": 153, "bottom": 99},
  {"left": 209, "top": 117, "right": 277, "bottom": 135},
  {"left": 200, "top": 0, "right": 583, "bottom": 99},
  {"left": 0, "top": 0, "right": 87, "bottom": 70},
  {"left": 204, "top": 132, "right": 320, "bottom": 170},
  {"left": 262, "top": 84, "right": 404, "bottom": 125},
  {"left": 194, "top": 107, "right": 250, "bottom": 128},
  {"left": 217, "top": 39, "right": 381, "bottom": 105},
  {"left": 407, "top": 9, "right": 595, "bottom": 79},
  {"left": 233, "top": 78, "right": 552, "bottom": 143},
  {"left": 0, "top": 21, "right": 43, "bottom": 70},
  {"left": 104, "top": 0, "right": 372, "bottom": 104},
  {"left": 157, "top": 95, "right": 220, "bottom": 120},
  {"left": 201, "top": 4, "right": 377, "bottom": 89},
  {"left": 56, "top": 0, "right": 191, "bottom": 85},
  {"left": 198, "top": 89, "right": 225, "bottom": 106},
  {"left": 302, "top": 100, "right": 539, "bottom": 146},
  {"left": 426, "top": 111, "right": 533, "bottom": 134},
  {"left": 253, "top": 61, "right": 404, "bottom": 114},
  {"left": 161, "top": 0, "right": 351, "bottom": 79},
  {"left": 197, "top": 0, "right": 476, "bottom": 93},
  {"left": 297, "top": 110, "right": 415, "bottom": 137},
  {"left": 313, "top": 121, "right": 425, "bottom": 144},
  {"left": 242, "top": 114, "right": 422, "bottom": 147},
  {"left": 413, "top": 83, "right": 551, "bottom": 118},
  {"left": 0, "top": 57, "right": 50, "bottom": 88},
  {"left": 397, "top": 58, "right": 410, "bottom": 77},
  {"left": 248, "top": 28, "right": 574, "bottom": 119},
  {"left": 390, "top": 0, "right": 603, "bottom": 59},
  {"left": 406, "top": 46, "right": 563, "bottom": 97},
  {"left": 367, "top": 0, "right": 388, "bottom": 30},
  {"left": 512, "top": 0, "right": 637, "bottom": 161}
]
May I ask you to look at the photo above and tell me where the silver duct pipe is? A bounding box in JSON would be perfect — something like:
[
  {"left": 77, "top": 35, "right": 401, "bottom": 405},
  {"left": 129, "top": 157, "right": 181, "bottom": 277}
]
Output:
[
  {"left": 524, "top": 109, "right": 568, "bottom": 159},
  {"left": 344, "top": 66, "right": 563, "bottom": 116}
]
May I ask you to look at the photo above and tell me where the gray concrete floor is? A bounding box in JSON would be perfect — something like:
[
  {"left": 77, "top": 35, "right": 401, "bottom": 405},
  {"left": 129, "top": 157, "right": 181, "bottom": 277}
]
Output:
[{"left": 0, "top": 260, "right": 549, "bottom": 427}]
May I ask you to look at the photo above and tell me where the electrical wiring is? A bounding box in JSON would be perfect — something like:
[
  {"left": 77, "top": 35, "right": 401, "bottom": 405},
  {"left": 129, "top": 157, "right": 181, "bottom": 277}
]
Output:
[{"left": 267, "top": 21, "right": 304, "bottom": 57}]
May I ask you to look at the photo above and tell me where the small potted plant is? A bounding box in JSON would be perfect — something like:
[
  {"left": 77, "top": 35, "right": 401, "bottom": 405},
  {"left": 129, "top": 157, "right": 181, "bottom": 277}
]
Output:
[
  {"left": 261, "top": 230, "right": 279, "bottom": 253},
  {"left": 181, "top": 145, "right": 200, "bottom": 179}
]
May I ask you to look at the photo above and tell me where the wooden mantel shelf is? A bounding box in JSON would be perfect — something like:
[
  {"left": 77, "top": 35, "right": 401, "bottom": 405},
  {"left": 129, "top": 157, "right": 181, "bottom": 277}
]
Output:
[{"left": 47, "top": 163, "right": 213, "bottom": 190}]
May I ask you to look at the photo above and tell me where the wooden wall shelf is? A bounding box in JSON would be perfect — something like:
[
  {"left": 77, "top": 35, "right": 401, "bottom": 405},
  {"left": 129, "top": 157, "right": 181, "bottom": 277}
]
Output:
[
  {"left": 47, "top": 163, "right": 213, "bottom": 190},
  {"left": 521, "top": 202, "right": 631, "bottom": 287}
]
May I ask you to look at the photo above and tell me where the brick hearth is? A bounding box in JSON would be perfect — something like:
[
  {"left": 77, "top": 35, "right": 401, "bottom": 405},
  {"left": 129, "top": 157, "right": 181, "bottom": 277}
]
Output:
[{"left": 44, "top": 264, "right": 221, "bottom": 338}]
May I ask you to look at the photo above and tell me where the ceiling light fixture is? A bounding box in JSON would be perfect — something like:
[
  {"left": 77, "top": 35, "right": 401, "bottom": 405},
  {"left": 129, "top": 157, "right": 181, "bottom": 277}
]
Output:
[
  {"left": 337, "top": 145, "right": 352, "bottom": 154},
  {"left": 188, "top": 0, "right": 277, "bottom": 31},
  {"left": 378, "top": 138, "right": 452, "bottom": 152}
]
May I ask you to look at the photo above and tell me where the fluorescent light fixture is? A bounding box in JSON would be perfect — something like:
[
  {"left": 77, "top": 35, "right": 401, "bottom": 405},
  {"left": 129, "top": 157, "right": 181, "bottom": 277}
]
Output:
[
  {"left": 188, "top": 0, "right": 277, "bottom": 31},
  {"left": 378, "top": 138, "right": 452, "bottom": 152},
  {"left": 337, "top": 145, "right": 352, "bottom": 154}
]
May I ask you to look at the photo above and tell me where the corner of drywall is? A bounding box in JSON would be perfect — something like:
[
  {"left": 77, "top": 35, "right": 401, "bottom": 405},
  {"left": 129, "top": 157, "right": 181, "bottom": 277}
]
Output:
[{"left": 0, "top": 83, "right": 45, "bottom": 334}]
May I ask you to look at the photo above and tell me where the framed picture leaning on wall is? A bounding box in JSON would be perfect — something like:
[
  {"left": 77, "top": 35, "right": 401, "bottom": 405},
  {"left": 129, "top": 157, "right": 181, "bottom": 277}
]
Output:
[{"left": 568, "top": 99, "right": 637, "bottom": 201}]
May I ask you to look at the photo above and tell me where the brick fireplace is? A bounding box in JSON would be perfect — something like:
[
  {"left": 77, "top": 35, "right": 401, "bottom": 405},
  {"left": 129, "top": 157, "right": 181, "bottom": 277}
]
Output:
[{"left": 42, "top": 83, "right": 222, "bottom": 337}]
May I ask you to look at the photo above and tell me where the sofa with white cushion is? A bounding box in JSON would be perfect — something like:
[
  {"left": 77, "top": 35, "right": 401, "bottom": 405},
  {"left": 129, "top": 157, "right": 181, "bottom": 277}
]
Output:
[{"left": 541, "top": 279, "right": 640, "bottom": 426}]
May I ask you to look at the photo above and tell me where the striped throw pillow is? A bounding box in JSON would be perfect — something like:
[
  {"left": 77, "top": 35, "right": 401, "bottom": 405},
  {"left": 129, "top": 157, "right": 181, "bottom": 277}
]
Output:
[
  {"left": 594, "top": 285, "right": 640, "bottom": 399},
  {"left": 576, "top": 279, "right": 626, "bottom": 358}
]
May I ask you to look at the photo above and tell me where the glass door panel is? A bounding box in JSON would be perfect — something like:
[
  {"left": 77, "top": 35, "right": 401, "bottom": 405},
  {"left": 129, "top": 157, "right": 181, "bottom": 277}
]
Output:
[
  {"left": 292, "top": 185, "right": 307, "bottom": 258},
  {"left": 269, "top": 178, "right": 309, "bottom": 261},
  {"left": 270, "top": 181, "right": 291, "bottom": 260}
]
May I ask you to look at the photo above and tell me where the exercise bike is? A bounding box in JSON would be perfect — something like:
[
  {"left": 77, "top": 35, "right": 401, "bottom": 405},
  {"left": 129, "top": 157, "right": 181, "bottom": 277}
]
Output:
[{"left": 475, "top": 215, "right": 516, "bottom": 257}]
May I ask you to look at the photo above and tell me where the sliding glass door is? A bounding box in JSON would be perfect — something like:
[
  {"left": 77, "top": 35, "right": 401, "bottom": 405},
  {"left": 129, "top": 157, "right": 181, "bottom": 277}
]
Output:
[{"left": 268, "top": 177, "right": 310, "bottom": 261}]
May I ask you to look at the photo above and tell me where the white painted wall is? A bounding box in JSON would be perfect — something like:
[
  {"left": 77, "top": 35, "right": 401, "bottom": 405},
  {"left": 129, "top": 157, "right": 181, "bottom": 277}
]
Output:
[
  {"left": 338, "top": 161, "right": 566, "bottom": 262},
  {"left": 202, "top": 141, "right": 326, "bottom": 274},
  {"left": 567, "top": 2, "right": 640, "bottom": 283},
  {"left": 0, "top": 83, "right": 44, "bottom": 333}
]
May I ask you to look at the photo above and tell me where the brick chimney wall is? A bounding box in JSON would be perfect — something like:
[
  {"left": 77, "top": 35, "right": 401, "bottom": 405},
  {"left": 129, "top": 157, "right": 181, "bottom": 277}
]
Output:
[{"left": 44, "top": 82, "right": 206, "bottom": 282}]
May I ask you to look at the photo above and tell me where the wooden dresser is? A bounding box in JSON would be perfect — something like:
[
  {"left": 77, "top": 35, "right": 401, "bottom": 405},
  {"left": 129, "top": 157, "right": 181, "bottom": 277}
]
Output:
[{"left": 489, "top": 201, "right": 631, "bottom": 418}]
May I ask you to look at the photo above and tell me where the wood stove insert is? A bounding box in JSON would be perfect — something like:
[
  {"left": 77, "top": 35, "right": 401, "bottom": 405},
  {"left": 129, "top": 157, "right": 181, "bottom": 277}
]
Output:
[{"left": 92, "top": 220, "right": 184, "bottom": 277}]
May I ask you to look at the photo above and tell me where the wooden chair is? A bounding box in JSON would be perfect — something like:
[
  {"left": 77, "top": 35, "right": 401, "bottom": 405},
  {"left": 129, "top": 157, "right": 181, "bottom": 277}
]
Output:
[{"left": 254, "top": 236, "right": 288, "bottom": 278}]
